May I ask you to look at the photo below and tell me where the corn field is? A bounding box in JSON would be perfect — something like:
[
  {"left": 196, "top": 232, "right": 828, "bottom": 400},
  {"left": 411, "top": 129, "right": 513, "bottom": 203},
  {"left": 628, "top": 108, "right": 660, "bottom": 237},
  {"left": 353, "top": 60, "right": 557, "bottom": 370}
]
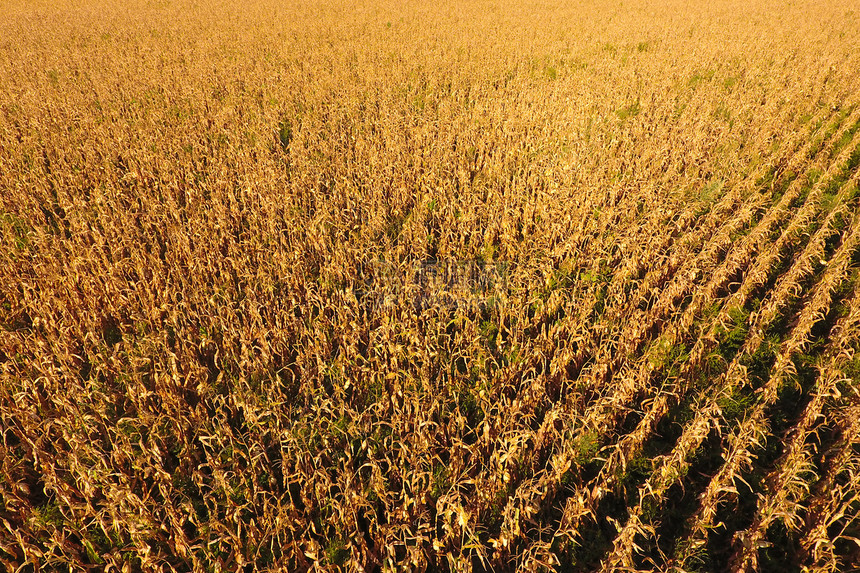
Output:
[{"left": 2, "top": 0, "right": 860, "bottom": 571}]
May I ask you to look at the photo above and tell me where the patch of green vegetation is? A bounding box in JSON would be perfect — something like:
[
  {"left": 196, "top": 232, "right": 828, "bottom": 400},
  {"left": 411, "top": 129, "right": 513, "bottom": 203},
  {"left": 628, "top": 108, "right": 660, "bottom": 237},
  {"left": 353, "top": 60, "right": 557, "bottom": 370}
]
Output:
[
  {"left": 649, "top": 337, "right": 690, "bottom": 380},
  {"left": 412, "top": 91, "right": 426, "bottom": 111},
  {"left": 480, "top": 240, "right": 496, "bottom": 262},
  {"left": 820, "top": 152, "right": 860, "bottom": 204},
  {"left": 85, "top": 525, "right": 120, "bottom": 564},
  {"left": 484, "top": 481, "right": 513, "bottom": 531},
  {"left": 1, "top": 212, "right": 32, "bottom": 251},
  {"left": 592, "top": 283, "right": 608, "bottom": 318},
  {"left": 770, "top": 167, "right": 800, "bottom": 201},
  {"left": 639, "top": 493, "right": 663, "bottom": 523},
  {"left": 579, "top": 268, "right": 608, "bottom": 286},
  {"left": 742, "top": 335, "right": 779, "bottom": 388},
  {"left": 716, "top": 385, "right": 756, "bottom": 423},
  {"left": 83, "top": 537, "right": 106, "bottom": 565},
  {"left": 33, "top": 500, "right": 64, "bottom": 529},
  {"left": 357, "top": 375, "right": 386, "bottom": 410},
  {"left": 675, "top": 537, "right": 714, "bottom": 572},
  {"left": 173, "top": 471, "right": 208, "bottom": 521},
  {"left": 574, "top": 431, "right": 601, "bottom": 466},
  {"left": 456, "top": 377, "right": 486, "bottom": 429},
  {"left": 687, "top": 69, "right": 714, "bottom": 89},
  {"left": 826, "top": 107, "right": 849, "bottom": 133},
  {"left": 277, "top": 118, "right": 293, "bottom": 150},
  {"left": 664, "top": 398, "right": 696, "bottom": 431},
  {"left": 841, "top": 353, "right": 860, "bottom": 396},
  {"left": 431, "top": 464, "right": 450, "bottom": 500},
  {"left": 842, "top": 131, "right": 860, "bottom": 173},
  {"left": 819, "top": 183, "right": 844, "bottom": 213},
  {"left": 324, "top": 537, "right": 349, "bottom": 567},
  {"left": 756, "top": 165, "right": 777, "bottom": 191},
  {"left": 293, "top": 424, "right": 325, "bottom": 452},
  {"left": 714, "top": 305, "right": 750, "bottom": 363},
  {"left": 714, "top": 103, "right": 732, "bottom": 126},
  {"left": 331, "top": 414, "right": 351, "bottom": 439},
  {"left": 699, "top": 178, "right": 724, "bottom": 205},
  {"left": 802, "top": 169, "right": 823, "bottom": 196},
  {"left": 479, "top": 319, "right": 499, "bottom": 352},
  {"left": 618, "top": 454, "right": 653, "bottom": 498},
  {"left": 546, "top": 266, "right": 576, "bottom": 297},
  {"left": 616, "top": 101, "right": 641, "bottom": 121},
  {"left": 830, "top": 122, "right": 858, "bottom": 159}
]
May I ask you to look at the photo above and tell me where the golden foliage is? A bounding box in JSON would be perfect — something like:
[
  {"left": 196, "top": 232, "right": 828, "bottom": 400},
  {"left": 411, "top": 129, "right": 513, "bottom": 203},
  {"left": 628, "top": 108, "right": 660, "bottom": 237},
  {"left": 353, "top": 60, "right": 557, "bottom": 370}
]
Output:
[{"left": 2, "top": 0, "right": 860, "bottom": 571}]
